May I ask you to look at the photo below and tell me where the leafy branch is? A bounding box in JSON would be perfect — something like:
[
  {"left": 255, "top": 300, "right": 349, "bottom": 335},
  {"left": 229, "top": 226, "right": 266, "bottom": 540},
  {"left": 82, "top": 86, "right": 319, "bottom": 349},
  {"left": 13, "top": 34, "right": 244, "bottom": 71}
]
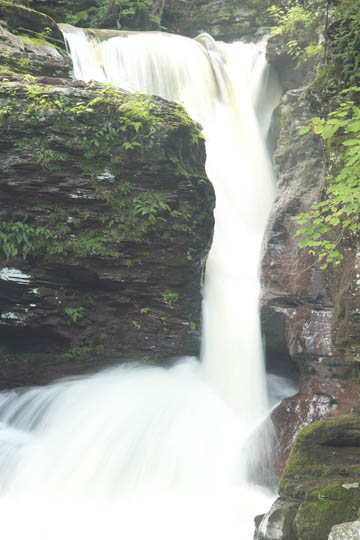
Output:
[
  {"left": 294, "top": 88, "right": 360, "bottom": 269},
  {"left": 0, "top": 221, "right": 53, "bottom": 261},
  {"left": 64, "top": 306, "right": 85, "bottom": 326}
]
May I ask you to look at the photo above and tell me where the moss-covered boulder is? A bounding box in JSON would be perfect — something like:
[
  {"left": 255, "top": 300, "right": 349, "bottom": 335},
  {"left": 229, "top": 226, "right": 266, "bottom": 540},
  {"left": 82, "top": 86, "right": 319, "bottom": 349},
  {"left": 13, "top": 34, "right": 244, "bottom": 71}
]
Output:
[
  {"left": 258, "top": 417, "right": 360, "bottom": 540},
  {"left": 279, "top": 417, "right": 360, "bottom": 498},
  {"left": 0, "top": 0, "right": 64, "bottom": 46},
  {"left": 0, "top": 0, "right": 70, "bottom": 78},
  {"left": 0, "top": 4, "right": 214, "bottom": 388}
]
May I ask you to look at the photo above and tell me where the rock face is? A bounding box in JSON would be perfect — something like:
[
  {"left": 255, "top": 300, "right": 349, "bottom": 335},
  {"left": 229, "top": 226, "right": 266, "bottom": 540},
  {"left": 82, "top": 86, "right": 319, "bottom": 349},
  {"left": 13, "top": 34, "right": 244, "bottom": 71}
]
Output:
[
  {"left": 328, "top": 521, "right": 360, "bottom": 540},
  {"left": 163, "top": 0, "right": 272, "bottom": 42},
  {"left": 0, "top": 1, "right": 70, "bottom": 77},
  {"left": 261, "top": 26, "right": 360, "bottom": 477},
  {"left": 15, "top": 0, "right": 273, "bottom": 41},
  {"left": 0, "top": 2, "right": 214, "bottom": 389},
  {"left": 256, "top": 417, "right": 360, "bottom": 540}
]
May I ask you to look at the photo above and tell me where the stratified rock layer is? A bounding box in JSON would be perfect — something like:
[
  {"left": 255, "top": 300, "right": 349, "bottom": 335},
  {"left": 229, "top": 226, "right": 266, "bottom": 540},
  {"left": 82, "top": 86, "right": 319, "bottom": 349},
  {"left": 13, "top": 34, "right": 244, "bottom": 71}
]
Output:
[{"left": 0, "top": 3, "right": 214, "bottom": 389}]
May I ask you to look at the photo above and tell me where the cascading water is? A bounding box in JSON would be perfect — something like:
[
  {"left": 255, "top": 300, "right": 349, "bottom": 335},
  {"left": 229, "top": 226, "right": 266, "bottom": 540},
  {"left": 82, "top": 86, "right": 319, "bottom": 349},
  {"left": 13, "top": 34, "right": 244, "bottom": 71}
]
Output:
[{"left": 0, "top": 27, "right": 281, "bottom": 540}]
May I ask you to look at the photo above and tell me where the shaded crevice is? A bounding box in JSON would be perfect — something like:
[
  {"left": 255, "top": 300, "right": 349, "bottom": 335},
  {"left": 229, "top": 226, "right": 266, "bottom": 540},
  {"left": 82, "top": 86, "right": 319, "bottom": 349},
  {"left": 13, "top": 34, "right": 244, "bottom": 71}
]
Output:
[{"left": 262, "top": 306, "right": 299, "bottom": 383}]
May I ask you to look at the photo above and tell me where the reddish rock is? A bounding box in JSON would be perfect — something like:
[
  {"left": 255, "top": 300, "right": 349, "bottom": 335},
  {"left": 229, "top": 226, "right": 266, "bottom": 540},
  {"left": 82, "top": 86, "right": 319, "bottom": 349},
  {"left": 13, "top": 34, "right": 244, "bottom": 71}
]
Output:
[{"left": 261, "top": 45, "right": 360, "bottom": 475}]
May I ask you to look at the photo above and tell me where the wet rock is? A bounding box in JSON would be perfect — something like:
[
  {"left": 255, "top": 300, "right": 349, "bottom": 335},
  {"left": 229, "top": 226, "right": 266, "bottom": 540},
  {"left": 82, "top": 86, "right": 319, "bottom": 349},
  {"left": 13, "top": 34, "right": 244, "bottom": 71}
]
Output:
[
  {"left": 256, "top": 499, "right": 298, "bottom": 540},
  {"left": 266, "top": 23, "right": 322, "bottom": 92},
  {"left": 0, "top": 1, "right": 63, "bottom": 43},
  {"left": 332, "top": 248, "right": 360, "bottom": 360},
  {"left": 0, "top": 6, "right": 215, "bottom": 388},
  {"left": 328, "top": 521, "right": 360, "bottom": 540},
  {"left": 0, "top": 2, "right": 70, "bottom": 79},
  {"left": 261, "top": 33, "right": 360, "bottom": 475},
  {"left": 260, "top": 417, "right": 360, "bottom": 540}
]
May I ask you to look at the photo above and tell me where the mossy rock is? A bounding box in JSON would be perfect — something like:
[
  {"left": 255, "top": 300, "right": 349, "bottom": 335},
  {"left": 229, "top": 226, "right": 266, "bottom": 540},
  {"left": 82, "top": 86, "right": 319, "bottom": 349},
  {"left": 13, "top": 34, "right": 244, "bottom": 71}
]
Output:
[
  {"left": 257, "top": 498, "right": 299, "bottom": 539},
  {"left": 272, "top": 418, "right": 360, "bottom": 539},
  {"left": 0, "top": 79, "right": 210, "bottom": 261},
  {"left": 279, "top": 417, "right": 360, "bottom": 499},
  {"left": 0, "top": 0, "right": 63, "bottom": 46},
  {"left": 295, "top": 496, "right": 360, "bottom": 540},
  {"left": 0, "top": 76, "right": 214, "bottom": 385},
  {"left": 0, "top": 2, "right": 70, "bottom": 79}
]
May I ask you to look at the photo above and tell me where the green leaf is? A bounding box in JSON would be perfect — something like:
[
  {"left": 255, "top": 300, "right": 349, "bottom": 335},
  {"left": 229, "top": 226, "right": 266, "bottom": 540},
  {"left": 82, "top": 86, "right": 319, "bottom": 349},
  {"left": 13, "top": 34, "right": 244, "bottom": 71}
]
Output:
[
  {"left": 322, "top": 124, "right": 340, "bottom": 138},
  {"left": 299, "top": 124, "right": 311, "bottom": 135}
]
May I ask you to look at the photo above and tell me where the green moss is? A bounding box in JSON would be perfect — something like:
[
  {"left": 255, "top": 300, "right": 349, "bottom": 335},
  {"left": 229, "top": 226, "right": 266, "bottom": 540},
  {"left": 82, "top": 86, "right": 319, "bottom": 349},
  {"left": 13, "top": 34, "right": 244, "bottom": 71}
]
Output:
[
  {"left": 308, "top": 484, "right": 360, "bottom": 502},
  {"left": 301, "top": 161, "right": 319, "bottom": 188},
  {"left": 0, "top": 81, "right": 210, "bottom": 263},
  {"left": 295, "top": 498, "right": 359, "bottom": 540},
  {"left": 295, "top": 416, "right": 360, "bottom": 442},
  {"left": 0, "top": 0, "right": 63, "bottom": 47},
  {"left": 0, "top": 51, "right": 30, "bottom": 74},
  {"left": 279, "top": 417, "right": 360, "bottom": 497},
  {"left": 18, "top": 33, "right": 54, "bottom": 50},
  {"left": 327, "top": 0, "right": 360, "bottom": 89},
  {"left": 0, "top": 66, "right": 16, "bottom": 78}
]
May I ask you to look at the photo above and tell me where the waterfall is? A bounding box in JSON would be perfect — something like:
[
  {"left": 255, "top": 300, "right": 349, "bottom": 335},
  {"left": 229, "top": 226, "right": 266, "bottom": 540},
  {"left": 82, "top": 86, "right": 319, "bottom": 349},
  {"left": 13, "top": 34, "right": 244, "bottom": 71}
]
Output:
[
  {"left": 60, "top": 26, "right": 280, "bottom": 420},
  {"left": 0, "top": 27, "right": 281, "bottom": 540}
]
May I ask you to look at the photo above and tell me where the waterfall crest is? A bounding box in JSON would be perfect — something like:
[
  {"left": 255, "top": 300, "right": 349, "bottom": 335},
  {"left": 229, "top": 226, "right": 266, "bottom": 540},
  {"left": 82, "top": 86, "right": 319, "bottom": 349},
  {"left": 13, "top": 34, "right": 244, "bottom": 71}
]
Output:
[{"left": 0, "top": 27, "right": 281, "bottom": 539}]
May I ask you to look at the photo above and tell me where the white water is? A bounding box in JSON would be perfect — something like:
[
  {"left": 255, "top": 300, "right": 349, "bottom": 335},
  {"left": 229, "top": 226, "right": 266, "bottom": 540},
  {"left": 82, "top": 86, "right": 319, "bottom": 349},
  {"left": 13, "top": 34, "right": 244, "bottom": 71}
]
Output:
[{"left": 0, "top": 28, "right": 281, "bottom": 539}]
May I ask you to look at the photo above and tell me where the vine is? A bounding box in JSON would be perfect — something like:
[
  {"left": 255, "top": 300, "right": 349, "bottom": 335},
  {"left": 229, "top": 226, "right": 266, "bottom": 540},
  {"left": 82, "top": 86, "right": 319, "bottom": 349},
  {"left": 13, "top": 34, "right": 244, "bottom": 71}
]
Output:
[
  {"left": 290, "top": 0, "right": 360, "bottom": 268},
  {"left": 295, "top": 88, "right": 360, "bottom": 268},
  {"left": 267, "top": 1, "right": 324, "bottom": 64}
]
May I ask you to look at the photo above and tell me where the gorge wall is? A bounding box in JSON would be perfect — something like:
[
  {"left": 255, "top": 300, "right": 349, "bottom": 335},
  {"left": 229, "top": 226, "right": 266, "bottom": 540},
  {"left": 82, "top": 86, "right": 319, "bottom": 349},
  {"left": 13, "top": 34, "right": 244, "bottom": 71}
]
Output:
[
  {"left": 256, "top": 1, "right": 360, "bottom": 538},
  {"left": 262, "top": 26, "right": 360, "bottom": 477}
]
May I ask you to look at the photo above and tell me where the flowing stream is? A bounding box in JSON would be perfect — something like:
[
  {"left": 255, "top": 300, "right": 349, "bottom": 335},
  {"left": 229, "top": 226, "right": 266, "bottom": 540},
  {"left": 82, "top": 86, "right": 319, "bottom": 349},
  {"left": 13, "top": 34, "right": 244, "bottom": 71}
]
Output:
[{"left": 0, "top": 28, "right": 281, "bottom": 539}]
